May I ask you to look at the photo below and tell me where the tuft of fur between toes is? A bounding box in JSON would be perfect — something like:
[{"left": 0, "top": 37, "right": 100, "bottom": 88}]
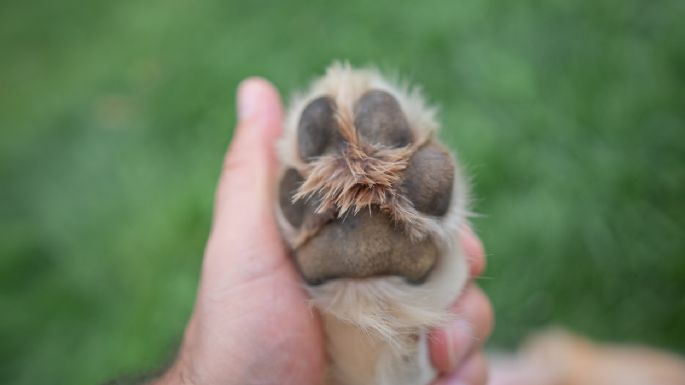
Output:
[{"left": 275, "top": 63, "right": 470, "bottom": 385}]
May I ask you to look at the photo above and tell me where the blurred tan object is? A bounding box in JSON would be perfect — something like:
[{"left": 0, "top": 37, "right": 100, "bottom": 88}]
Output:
[{"left": 489, "top": 329, "right": 685, "bottom": 385}]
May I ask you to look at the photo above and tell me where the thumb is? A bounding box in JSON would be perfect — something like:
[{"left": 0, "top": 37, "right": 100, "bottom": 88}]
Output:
[{"left": 204, "top": 77, "right": 287, "bottom": 282}]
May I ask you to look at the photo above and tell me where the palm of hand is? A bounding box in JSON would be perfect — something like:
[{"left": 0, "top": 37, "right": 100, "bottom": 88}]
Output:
[{"left": 183, "top": 214, "right": 325, "bottom": 385}]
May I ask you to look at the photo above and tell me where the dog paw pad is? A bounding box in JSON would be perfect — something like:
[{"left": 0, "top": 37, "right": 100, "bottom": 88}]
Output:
[
  {"left": 354, "top": 90, "right": 413, "bottom": 148},
  {"left": 297, "top": 96, "right": 343, "bottom": 160},
  {"left": 401, "top": 145, "right": 454, "bottom": 217}
]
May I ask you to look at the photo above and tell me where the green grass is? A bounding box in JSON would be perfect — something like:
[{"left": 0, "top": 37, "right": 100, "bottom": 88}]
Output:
[{"left": 1, "top": 0, "right": 684, "bottom": 384}]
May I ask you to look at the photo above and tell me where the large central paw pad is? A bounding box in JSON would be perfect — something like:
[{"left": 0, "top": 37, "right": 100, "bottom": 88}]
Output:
[{"left": 278, "top": 88, "right": 456, "bottom": 286}]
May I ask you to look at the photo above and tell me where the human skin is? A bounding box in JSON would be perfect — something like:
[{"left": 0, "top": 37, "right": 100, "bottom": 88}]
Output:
[{"left": 151, "top": 78, "right": 493, "bottom": 385}]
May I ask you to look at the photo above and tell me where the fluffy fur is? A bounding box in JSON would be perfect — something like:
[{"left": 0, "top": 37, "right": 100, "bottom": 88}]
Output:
[{"left": 275, "top": 63, "right": 470, "bottom": 385}]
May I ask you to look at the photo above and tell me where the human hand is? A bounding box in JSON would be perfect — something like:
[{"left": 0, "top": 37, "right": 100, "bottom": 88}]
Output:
[
  {"left": 152, "top": 78, "right": 492, "bottom": 385},
  {"left": 430, "top": 226, "right": 493, "bottom": 385}
]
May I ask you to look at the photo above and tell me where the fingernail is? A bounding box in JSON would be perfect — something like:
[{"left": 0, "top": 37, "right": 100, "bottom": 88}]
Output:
[
  {"left": 237, "top": 77, "right": 264, "bottom": 121},
  {"left": 445, "top": 319, "right": 473, "bottom": 372}
]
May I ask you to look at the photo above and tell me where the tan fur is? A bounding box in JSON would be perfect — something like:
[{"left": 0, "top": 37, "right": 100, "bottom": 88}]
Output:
[
  {"left": 275, "top": 63, "right": 470, "bottom": 385},
  {"left": 489, "top": 329, "right": 685, "bottom": 385},
  {"left": 292, "top": 144, "right": 427, "bottom": 243}
]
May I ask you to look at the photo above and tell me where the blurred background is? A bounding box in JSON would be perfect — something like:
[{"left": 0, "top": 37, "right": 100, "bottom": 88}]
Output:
[{"left": 1, "top": 0, "right": 684, "bottom": 384}]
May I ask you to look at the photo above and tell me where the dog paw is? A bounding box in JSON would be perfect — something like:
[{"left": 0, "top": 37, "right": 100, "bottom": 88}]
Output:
[
  {"left": 276, "top": 66, "right": 461, "bottom": 287},
  {"left": 275, "top": 63, "right": 470, "bottom": 385}
]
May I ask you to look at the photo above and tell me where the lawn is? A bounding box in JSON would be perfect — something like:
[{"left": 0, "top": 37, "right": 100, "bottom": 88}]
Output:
[{"left": 1, "top": 0, "right": 684, "bottom": 384}]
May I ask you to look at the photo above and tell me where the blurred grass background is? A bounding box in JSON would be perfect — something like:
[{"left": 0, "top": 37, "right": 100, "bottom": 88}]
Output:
[{"left": 1, "top": 0, "right": 684, "bottom": 384}]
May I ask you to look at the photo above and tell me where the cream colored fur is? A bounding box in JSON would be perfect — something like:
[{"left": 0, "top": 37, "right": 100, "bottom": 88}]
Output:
[{"left": 275, "top": 63, "right": 470, "bottom": 385}]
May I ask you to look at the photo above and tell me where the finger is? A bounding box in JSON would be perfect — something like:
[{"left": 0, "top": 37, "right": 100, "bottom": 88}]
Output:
[
  {"left": 204, "top": 78, "right": 286, "bottom": 277},
  {"left": 430, "top": 285, "right": 494, "bottom": 374},
  {"left": 456, "top": 352, "right": 489, "bottom": 385},
  {"left": 432, "top": 352, "right": 488, "bottom": 385},
  {"left": 459, "top": 225, "right": 486, "bottom": 277}
]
